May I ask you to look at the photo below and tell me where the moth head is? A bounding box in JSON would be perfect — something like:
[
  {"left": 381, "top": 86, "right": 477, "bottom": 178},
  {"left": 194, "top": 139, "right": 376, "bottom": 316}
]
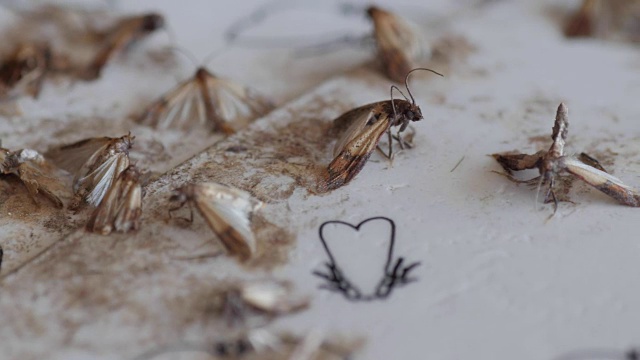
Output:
[
  {"left": 405, "top": 102, "right": 422, "bottom": 122},
  {"left": 141, "top": 13, "right": 164, "bottom": 32}
]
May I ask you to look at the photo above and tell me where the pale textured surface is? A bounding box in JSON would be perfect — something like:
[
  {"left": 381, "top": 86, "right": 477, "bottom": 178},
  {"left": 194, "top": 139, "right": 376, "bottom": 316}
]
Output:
[{"left": 1, "top": 1, "right": 640, "bottom": 360}]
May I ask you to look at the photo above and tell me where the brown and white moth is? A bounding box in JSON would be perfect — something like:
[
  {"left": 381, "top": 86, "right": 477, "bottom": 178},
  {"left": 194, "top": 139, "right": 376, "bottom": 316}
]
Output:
[
  {"left": 0, "top": 43, "right": 52, "bottom": 100},
  {"left": 214, "top": 279, "right": 310, "bottom": 327},
  {"left": 46, "top": 133, "right": 133, "bottom": 209},
  {"left": 493, "top": 103, "right": 640, "bottom": 216},
  {"left": 0, "top": 147, "right": 65, "bottom": 208},
  {"left": 83, "top": 13, "right": 165, "bottom": 80},
  {"left": 325, "top": 68, "right": 442, "bottom": 191},
  {"left": 137, "top": 67, "right": 275, "bottom": 134},
  {"left": 86, "top": 164, "right": 142, "bottom": 235},
  {"left": 368, "top": 6, "right": 428, "bottom": 83},
  {"left": 169, "top": 182, "right": 263, "bottom": 261},
  {"left": 564, "top": 0, "right": 640, "bottom": 41}
]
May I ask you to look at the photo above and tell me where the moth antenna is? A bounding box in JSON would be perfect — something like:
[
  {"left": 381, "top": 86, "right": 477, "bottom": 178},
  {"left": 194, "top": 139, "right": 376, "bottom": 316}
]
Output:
[
  {"left": 390, "top": 85, "right": 410, "bottom": 103},
  {"left": 404, "top": 68, "right": 444, "bottom": 105},
  {"left": 534, "top": 175, "right": 544, "bottom": 211},
  {"left": 165, "top": 45, "right": 200, "bottom": 69},
  {"left": 200, "top": 48, "right": 227, "bottom": 68},
  {"left": 389, "top": 85, "right": 404, "bottom": 123}
]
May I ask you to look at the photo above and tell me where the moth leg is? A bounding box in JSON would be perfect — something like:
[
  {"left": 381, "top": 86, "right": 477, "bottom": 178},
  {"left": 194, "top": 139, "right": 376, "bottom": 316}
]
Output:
[
  {"left": 392, "top": 134, "right": 413, "bottom": 150},
  {"left": 386, "top": 127, "right": 394, "bottom": 158},
  {"left": 545, "top": 178, "right": 559, "bottom": 217}
]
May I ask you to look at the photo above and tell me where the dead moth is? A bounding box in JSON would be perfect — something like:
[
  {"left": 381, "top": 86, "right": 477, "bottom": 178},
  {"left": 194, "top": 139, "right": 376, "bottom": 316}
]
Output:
[
  {"left": 169, "top": 182, "right": 263, "bottom": 261},
  {"left": 325, "top": 68, "right": 442, "bottom": 191},
  {"left": 46, "top": 133, "right": 133, "bottom": 209},
  {"left": 0, "top": 147, "right": 65, "bottom": 208},
  {"left": 0, "top": 43, "right": 52, "bottom": 100},
  {"left": 367, "top": 6, "right": 428, "bottom": 83},
  {"left": 564, "top": 0, "right": 640, "bottom": 41},
  {"left": 83, "top": 13, "right": 165, "bottom": 80},
  {"left": 86, "top": 165, "right": 142, "bottom": 235},
  {"left": 137, "top": 66, "right": 275, "bottom": 134},
  {"left": 493, "top": 103, "right": 640, "bottom": 216},
  {"left": 214, "top": 279, "right": 310, "bottom": 327},
  {"left": 133, "top": 329, "right": 362, "bottom": 360}
]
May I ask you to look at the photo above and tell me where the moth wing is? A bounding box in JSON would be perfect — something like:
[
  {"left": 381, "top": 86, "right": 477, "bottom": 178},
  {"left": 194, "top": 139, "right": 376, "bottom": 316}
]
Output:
[
  {"left": 138, "top": 78, "right": 206, "bottom": 130},
  {"left": 193, "top": 183, "right": 261, "bottom": 260},
  {"left": 326, "top": 111, "right": 391, "bottom": 190},
  {"left": 204, "top": 76, "right": 275, "bottom": 132},
  {"left": 87, "top": 168, "right": 142, "bottom": 234},
  {"left": 15, "top": 158, "right": 65, "bottom": 208},
  {"left": 332, "top": 106, "right": 378, "bottom": 157},
  {"left": 45, "top": 138, "right": 111, "bottom": 175},
  {"left": 563, "top": 157, "right": 640, "bottom": 206},
  {"left": 241, "top": 280, "right": 309, "bottom": 314},
  {"left": 77, "top": 152, "right": 130, "bottom": 206},
  {"left": 369, "top": 7, "right": 426, "bottom": 82}
]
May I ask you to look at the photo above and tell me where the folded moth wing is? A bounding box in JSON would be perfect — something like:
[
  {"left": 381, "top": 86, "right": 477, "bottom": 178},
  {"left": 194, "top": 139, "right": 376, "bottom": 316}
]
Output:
[
  {"left": 86, "top": 165, "right": 142, "bottom": 234},
  {"left": 1, "top": 148, "right": 65, "bottom": 208},
  {"left": 172, "top": 182, "right": 263, "bottom": 260},
  {"left": 138, "top": 67, "right": 274, "bottom": 134},
  {"left": 46, "top": 134, "right": 133, "bottom": 207},
  {"left": 367, "top": 6, "right": 428, "bottom": 83},
  {"left": 331, "top": 102, "right": 386, "bottom": 157},
  {"left": 562, "top": 157, "right": 640, "bottom": 206},
  {"left": 326, "top": 104, "right": 391, "bottom": 190}
]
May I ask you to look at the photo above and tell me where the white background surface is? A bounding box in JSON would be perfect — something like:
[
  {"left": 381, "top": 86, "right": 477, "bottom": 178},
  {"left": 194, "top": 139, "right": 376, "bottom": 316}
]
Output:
[{"left": 1, "top": 1, "right": 640, "bottom": 360}]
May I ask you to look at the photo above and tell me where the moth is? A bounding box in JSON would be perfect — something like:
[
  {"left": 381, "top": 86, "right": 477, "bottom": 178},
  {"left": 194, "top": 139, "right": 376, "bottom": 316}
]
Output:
[
  {"left": 133, "top": 329, "right": 362, "bottom": 360},
  {"left": 368, "top": 6, "right": 428, "bottom": 83},
  {"left": 137, "top": 66, "right": 275, "bottom": 134},
  {"left": 0, "top": 43, "right": 52, "bottom": 100},
  {"left": 564, "top": 0, "right": 640, "bottom": 41},
  {"left": 0, "top": 245, "right": 3, "bottom": 272},
  {"left": 325, "top": 68, "right": 442, "bottom": 190},
  {"left": 215, "top": 279, "right": 309, "bottom": 327},
  {"left": 1, "top": 147, "right": 65, "bottom": 208},
  {"left": 492, "top": 103, "right": 640, "bottom": 216},
  {"left": 46, "top": 133, "right": 133, "bottom": 209},
  {"left": 86, "top": 165, "right": 142, "bottom": 235},
  {"left": 83, "top": 13, "right": 165, "bottom": 80},
  {"left": 169, "top": 182, "right": 263, "bottom": 261}
]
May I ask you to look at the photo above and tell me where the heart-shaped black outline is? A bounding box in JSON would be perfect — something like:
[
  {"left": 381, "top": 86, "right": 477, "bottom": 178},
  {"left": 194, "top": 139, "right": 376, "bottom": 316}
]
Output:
[{"left": 313, "top": 216, "right": 421, "bottom": 301}]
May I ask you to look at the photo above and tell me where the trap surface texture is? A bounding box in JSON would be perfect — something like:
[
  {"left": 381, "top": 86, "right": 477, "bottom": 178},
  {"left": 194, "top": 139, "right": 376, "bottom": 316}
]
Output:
[{"left": 1, "top": 1, "right": 640, "bottom": 360}]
